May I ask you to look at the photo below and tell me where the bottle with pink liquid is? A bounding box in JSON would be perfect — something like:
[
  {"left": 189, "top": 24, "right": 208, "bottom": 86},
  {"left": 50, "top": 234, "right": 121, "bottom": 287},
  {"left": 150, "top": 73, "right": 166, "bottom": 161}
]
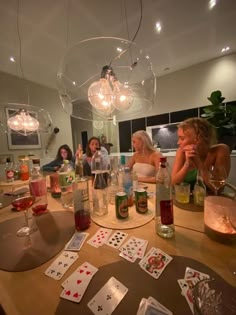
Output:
[{"left": 29, "top": 166, "right": 48, "bottom": 215}]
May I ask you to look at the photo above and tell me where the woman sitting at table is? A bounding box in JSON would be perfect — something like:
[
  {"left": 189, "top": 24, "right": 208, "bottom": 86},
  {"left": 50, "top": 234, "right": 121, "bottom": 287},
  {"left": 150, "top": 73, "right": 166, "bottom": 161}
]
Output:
[
  {"left": 81, "top": 136, "right": 109, "bottom": 176},
  {"left": 171, "top": 117, "right": 231, "bottom": 190},
  {"left": 128, "top": 130, "right": 162, "bottom": 183},
  {"left": 42, "top": 144, "right": 74, "bottom": 172}
]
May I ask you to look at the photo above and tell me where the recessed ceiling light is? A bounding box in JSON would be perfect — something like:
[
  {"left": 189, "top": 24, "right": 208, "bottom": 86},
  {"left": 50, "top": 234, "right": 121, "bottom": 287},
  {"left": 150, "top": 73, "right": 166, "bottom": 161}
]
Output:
[
  {"left": 145, "top": 55, "right": 150, "bottom": 59},
  {"left": 72, "top": 81, "right": 76, "bottom": 85},
  {"left": 117, "top": 47, "right": 122, "bottom": 52},
  {"left": 221, "top": 46, "right": 230, "bottom": 53},
  {"left": 155, "top": 22, "right": 162, "bottom": 33},
  {"left": 209, "top": 0, "right": 217, "bottom": 10},
  {"left": 9, "top": 56, "right": 16, "bottom": 62}
]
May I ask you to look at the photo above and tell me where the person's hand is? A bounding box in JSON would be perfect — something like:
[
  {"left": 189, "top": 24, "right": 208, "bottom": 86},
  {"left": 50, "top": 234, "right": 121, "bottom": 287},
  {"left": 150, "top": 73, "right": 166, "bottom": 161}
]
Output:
[{"left": 182, "top": 144, "right": 197, "bottom": 163}]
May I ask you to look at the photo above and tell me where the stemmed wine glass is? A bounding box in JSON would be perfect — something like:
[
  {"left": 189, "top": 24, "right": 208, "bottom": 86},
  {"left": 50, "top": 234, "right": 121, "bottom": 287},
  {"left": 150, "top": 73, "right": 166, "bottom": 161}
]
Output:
[
  {"left": 209, "top": 165, "right": 227, "bottom": 195},
  {"left": 12, "top": 195, "right": 35, "bottom": 237}
]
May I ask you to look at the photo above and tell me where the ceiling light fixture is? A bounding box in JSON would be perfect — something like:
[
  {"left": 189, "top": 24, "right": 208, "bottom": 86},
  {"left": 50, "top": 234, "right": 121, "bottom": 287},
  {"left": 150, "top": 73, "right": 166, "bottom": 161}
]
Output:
[
  {"left": 57, "top": 0, "right": 156, "bottom": 122},
  {"left": 221, "top": 46, "right": 230, "bottom": 53},
  {"left": 10, "top": 57, "right": 16, "bottom": 62},
  {"left": 7, "top": 108, "right": 39, "bottom": 134},
  {"left": 6, "top": 0, "right": 42, "bottom": 135},
  {"left": 155, "top": 22, "right": 162, "bottom": 33},
  {"left": 209, "top": 0, "right": 217, "bottom": 10}
]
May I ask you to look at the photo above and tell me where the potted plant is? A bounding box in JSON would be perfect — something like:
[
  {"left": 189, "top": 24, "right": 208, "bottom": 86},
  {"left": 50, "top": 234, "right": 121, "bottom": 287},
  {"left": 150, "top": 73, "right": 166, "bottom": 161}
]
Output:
[{"left": 201, "top": 90, "right": 236, "bottom": 150}]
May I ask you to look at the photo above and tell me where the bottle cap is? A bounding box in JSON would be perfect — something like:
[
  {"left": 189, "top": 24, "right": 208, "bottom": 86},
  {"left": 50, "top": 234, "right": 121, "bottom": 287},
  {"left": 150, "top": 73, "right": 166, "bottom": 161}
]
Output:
[{"left": 160, "top": 157, "right": 167, "bottom": 162}]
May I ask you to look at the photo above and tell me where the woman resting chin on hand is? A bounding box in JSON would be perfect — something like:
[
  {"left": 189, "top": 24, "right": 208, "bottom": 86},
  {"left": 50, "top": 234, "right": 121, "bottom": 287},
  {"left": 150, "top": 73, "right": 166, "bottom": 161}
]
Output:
[{"left": 171, "top": 118, "right": 231, "bottom": 191}]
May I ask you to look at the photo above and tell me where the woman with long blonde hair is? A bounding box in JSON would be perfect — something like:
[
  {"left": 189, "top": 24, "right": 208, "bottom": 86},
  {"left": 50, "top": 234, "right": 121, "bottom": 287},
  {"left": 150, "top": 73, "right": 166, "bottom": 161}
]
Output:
[{"left": 128, "top": 130, "right": 162, "bottom": 183}]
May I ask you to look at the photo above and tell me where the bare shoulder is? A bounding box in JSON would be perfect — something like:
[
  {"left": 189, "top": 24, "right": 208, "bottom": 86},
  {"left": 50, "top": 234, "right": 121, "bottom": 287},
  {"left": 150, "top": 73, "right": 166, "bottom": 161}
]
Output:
[
  {"left": 210, "top": 143, "right": 230, "bottom": 155},
  {"left": 150, "top": 150, "right": 162, "bottom": 160}
]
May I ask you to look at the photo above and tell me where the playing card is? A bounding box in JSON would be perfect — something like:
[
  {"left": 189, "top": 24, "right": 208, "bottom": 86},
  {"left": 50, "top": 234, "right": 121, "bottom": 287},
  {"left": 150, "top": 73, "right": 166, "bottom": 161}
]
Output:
[
  {"left": 60, "top": 262, "right": 98, "bottom": 303},
  {"left": 61, "top": 261, "right": 98, "bottom": 288},
  {"left": 139, "top": 247, "right": 173, "bottom": 279},
  {"left": 136, "top": 298, "right": 171, "bottom": 315},
  {"left": 105, "top": 231, "right": 128, "bottom": 249},
  {"left": 44, "top": 251, "right": 79, "bottom": 280},
  {"left": 87, "top": 276, "right": 128, "bottom": 315},
  {"left": 136, "top": 240, "right": 148, "bottom": 259},
  {"left": 177, "top": 277, "right": 199, "bottom": 313},
  {"left": 87, "top": 228, "right": 112, "bottom": 248},
  {"left": 119, "top": 237, "right": 147, "bottom": 262},
  {"left": 147, "top": 296, "right": 173, "bottom": 315},
  {"left": 65, "top": 232, "right": 89, "bottom": 251},
  {"left": 184, "top": 267, "right": 210, "bottom": 281}
]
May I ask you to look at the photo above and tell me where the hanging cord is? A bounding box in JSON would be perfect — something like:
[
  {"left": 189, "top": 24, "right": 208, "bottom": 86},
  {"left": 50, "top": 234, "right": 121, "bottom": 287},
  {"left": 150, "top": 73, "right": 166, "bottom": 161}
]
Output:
[
  {"left": 65, "top": 0, "right": 70, "bottom": 50},
  {"left": 109, "top": 0, "right": 143, "bottom": 66},
  {"left": 16, "top": 0, "right": 30, "bottom": 105}
]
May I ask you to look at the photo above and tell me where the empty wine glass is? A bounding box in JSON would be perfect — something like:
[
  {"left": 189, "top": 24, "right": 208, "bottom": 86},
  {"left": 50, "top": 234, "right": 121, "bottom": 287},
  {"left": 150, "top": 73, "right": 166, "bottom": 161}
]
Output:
[
  {"left": 12, "top": 195, "right": 35, "bottom": 237},
  {"left": 209, "top": 165, "right": 227, "bottom": 195}
]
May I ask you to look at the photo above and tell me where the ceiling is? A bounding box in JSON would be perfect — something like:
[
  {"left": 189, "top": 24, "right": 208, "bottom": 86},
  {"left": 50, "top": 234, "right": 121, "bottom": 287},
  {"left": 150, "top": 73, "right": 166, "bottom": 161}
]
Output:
[{"left": 0, "top": 0, "right": 236, "bottom": 90}]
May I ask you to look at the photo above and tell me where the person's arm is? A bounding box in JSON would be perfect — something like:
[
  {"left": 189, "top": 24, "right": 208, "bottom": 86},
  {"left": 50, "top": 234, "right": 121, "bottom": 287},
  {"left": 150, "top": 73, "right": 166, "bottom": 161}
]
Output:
[
  {"left": 42, "top": 159, "right": 61, "bottom": 172},
  {"left": 171, "top": 148, "right": 192, "bottom": 185},
  {"left": 127, "top": 154, "right": 136, "bottom": 170}
]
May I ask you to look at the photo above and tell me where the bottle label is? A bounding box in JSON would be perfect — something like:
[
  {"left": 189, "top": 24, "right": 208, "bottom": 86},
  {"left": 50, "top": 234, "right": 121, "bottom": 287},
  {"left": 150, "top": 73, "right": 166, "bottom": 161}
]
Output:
[
  {"left": 160, "top": 200, "right": 173, "bottom": 225},
  {"left": 6, "top": 170, "right": 14, "bottom": 179},
  {"left": 30, "top": 180, "right": 47, "bottom": 196},
  {"left": 59, "top": 171, "right": 75, "bottom": 186}
]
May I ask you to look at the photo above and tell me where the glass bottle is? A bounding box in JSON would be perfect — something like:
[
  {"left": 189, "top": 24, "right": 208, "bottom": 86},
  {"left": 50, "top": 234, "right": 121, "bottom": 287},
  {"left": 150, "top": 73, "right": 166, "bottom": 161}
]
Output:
[
  {"left": 132, "top": 170, "right": 138, "bottom": 192},
  {"left": 29, "top": 166, "right": 48, "bottom": 215},
  {"left": 75, "top": 144, "right": 84, "bottom": 179},
  {"left": 5, "top": 157, "right": 14, "bottom": 182},
  {"left": 73, "top": 178, "right": 91, "bottom": 230},
  {"left": 123, "top": 167, "right": 133, "bottom": 206},
  {"left": 20, "top": 159, "right": 29, "bottom": 181},
  {"left": 58, "top": 160, "right": 75, "bottom": 208},
  {"left": 155, "top": 157, "right": 175, "bottom": 238},
  {"left": 193, "top": 170, "right": 206, "bottom": 206},
  {"left": 92, "top": 171, "right": 108, "bottom": 217},
  {"left": 13, "top": 162, "right": 20, "bottom": 180},
  {"left": 108, "top": 160, "right": 120, "bottom": 205}
]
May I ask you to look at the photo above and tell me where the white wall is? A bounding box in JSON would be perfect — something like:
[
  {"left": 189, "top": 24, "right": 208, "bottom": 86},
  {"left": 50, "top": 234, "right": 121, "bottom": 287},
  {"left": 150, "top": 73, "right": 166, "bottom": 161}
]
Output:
[
  {"left": 149, "top": 53, "right": 236, "bottom": 116},
  {"left": 0, "top": 71, "right": 73, "bottom": 168}
]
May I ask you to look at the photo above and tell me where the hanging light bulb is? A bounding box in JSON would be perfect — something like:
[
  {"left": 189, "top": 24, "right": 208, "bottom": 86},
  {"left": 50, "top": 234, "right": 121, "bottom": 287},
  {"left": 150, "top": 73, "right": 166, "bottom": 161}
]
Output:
[
  {"left": 88, "top": 64, "right": 134, "bottom": 115},
  {"left": 88, "top": 65, "right": 115, "bottom": 116},
  {"left": 113, "top": 80, "right": 133, "bottom": 111},
  {"left": 7, "top": 108, "right": 39, "bottom": 134}
]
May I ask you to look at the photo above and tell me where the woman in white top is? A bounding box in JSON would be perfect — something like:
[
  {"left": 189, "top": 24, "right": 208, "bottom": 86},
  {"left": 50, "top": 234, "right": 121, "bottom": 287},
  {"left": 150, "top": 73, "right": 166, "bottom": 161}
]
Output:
[{"left": 128, "top": 130, "right": 162, "bottom": 183}]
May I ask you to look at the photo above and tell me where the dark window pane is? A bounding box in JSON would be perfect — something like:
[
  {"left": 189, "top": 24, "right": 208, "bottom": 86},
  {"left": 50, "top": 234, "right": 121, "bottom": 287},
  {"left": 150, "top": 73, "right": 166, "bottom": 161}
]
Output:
[{"left": 146, "top": 113, "right": 169, "bottom": 126}]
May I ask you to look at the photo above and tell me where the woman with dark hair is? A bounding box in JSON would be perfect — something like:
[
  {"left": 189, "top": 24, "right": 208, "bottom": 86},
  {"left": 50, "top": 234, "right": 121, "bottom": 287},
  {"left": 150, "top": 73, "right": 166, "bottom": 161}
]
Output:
[
  {"left": 81, "top": 137, "right": 109, "bottom": 176},
  {"left": 42, "top": 144, "right": 74, "bottom": 172}
]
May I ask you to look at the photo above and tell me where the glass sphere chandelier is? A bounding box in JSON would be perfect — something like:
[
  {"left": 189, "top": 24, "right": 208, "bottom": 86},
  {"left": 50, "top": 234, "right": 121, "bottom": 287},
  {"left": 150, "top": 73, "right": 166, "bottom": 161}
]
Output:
[
  {"left": 57, "top": 37, "right": 156, "bottom": 122},
  {"left": 0, "top": 103, "right": 52, "bottom": 136},
  {"left": 7, "top": 108, "right": 39, "bottom": 133}
]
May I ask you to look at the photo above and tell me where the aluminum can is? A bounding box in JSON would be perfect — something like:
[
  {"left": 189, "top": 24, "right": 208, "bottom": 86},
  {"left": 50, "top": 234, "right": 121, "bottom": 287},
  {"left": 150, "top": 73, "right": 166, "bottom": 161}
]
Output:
[
  {"left": 135, "top": 189, "right": 148, "bottom": 213},
  {"left": 115, "top": 192, "right": 128, "bottom": 219}
]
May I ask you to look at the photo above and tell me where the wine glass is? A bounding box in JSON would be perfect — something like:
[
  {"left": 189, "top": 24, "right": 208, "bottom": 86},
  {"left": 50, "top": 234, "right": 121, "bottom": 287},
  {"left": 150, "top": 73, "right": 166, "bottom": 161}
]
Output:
[
  {"left": 12, "top": 195, "right": 35, "bottom": 237},
  {"left": 209, "top": 165, "right": 227, "bottom": 195}
]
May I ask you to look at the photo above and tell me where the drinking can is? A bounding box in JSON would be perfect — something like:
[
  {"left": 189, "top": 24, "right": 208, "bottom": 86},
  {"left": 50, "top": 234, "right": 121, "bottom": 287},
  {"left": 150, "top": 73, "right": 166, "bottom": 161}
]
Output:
[
  {"left": 135, "top": 189, "right": 148, "bottom": 213},
  {"left": 115, "top": 192, "right": 128, "bottom": 219}
]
